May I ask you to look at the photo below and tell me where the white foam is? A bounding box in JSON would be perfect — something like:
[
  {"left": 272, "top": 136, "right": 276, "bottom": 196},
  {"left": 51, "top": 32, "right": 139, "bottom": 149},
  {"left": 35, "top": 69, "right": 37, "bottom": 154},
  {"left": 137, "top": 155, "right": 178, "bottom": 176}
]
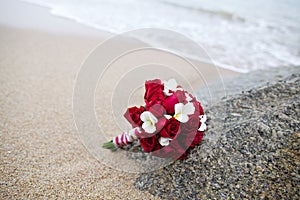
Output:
[{"left": 21, "top": 0, "right": 300, "bottom": 73}]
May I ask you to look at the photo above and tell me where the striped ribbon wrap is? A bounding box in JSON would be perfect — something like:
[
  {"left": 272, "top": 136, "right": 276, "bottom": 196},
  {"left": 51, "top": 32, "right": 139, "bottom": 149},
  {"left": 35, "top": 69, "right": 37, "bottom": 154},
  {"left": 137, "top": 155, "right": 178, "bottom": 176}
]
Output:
[{"left": 112, "top": 127, "right": 141, "bottom": 148}]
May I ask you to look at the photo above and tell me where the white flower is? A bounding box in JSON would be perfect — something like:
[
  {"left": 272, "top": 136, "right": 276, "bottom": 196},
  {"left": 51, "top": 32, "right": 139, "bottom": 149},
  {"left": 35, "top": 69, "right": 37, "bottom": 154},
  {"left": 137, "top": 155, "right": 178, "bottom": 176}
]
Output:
[
  {"left": 163, "top": 79, "right": 178, "bottom": 96},
  {"left": 159, "top": 137, "right": 172, "bottom": 146},
  {"left": 140, "top": 111, "right": 158, "bottom": 133},
  {"left": 185, "top": 92, "right": 193, "bottom": 102},
  {"left": 174, "top": 102, "right": 195, "bottom": 123},
  {"left": 164, "top": 114, "right": 172, "bottom": 119},
  {"left": 198, "top": 114, "right": 207, "bottom": 131}
]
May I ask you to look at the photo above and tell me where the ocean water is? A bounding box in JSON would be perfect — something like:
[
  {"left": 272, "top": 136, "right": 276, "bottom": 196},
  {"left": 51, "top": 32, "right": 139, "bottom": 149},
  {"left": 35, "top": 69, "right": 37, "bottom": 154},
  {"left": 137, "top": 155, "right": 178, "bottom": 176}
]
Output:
[{"left": 22, "top": 0, "right": 300, "bottom": 73}]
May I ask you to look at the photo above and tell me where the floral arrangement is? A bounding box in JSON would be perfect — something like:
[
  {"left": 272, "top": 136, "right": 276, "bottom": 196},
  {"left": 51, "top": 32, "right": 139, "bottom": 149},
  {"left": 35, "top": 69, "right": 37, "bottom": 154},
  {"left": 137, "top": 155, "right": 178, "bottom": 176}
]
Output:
[{"left": 103, "top": 79, "right": 206, "bottom": 160}]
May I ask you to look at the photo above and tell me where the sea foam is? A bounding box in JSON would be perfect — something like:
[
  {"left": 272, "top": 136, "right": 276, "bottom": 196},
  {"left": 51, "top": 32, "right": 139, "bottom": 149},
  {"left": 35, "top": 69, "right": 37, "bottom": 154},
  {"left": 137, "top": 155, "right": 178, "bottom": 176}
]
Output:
[{"left": 22, "top": 0, "right": 300, "bottom": 73}]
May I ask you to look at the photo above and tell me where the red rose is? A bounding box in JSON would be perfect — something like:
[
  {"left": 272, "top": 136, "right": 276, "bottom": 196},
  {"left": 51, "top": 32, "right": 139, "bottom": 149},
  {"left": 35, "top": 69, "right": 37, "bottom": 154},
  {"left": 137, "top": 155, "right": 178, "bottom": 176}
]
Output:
[
  {"left": 151, "top": 147, "right": 170, "bottom": 159},
  {"left": 168, "top": 139, "right": 187, "bottom": 159},
  {"left": 191, "top": 98, "right": 204, "bottom": 115},
  {"left": 185, "top": 91, "right": 193, "bottom": 98},
  {"left": 199, "top": 102, "right": 204, "bottom": 115},
  {"left": 180, "top": 131, "right": 196, "bottom": 149},
  {"left": 159, "top": 117, "right": 181, "bottom": 139},
  {"left": 162, "top": 94, "right": 179, "bottom": 115},
  {"left": 179, "top": 129, "right": 204, "bottom": 149},
  {"left": 175, "top": 90, "right": 187, "bottom": 103},
  {"left": 124, "top": 106, "right": 145, "bottom": 127},
  {"left": 152, "top": 138, "right": 187, "bottom": 159},
  {"left": 178, "top": 152, "right": 189, "bottom": 160},
  {"left": 155, "top": 117, "right": 167, "bottom": 133},
  {"left": 144, "top": 79, "right": 164, "bottom": 109},
  {"left": 191, "top": 131, "right": 204, "bottom": 148},
  {"left": 148, "top": 104, "right": 166, "bottom": 118},
  {"left": 181, "top": 113, "right": 200, "bottom": 133},
  {"left": 139, "top": 134, "right": 161, "bottom": 152},
  {"left": 146, "top": 93, "right": 165, "bottom": 109}
]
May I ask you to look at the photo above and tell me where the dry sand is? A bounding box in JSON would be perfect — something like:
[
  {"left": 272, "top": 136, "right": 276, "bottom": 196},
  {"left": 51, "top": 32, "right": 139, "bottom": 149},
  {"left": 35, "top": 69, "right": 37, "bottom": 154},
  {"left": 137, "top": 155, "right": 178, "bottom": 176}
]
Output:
[
  {"left": 0, "top": 0, "right": 238, "bottom": 198},
  {"left": 0, "top": 25, "right": 159, "bottom": 199}
]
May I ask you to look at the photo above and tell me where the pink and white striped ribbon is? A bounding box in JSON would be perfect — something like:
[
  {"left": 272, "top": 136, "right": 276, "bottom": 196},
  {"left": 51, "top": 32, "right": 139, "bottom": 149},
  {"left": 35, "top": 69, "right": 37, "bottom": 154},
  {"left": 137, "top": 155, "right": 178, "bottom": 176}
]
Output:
[{"left": 113, "top": 127, "right": 141, "bottom": 148}]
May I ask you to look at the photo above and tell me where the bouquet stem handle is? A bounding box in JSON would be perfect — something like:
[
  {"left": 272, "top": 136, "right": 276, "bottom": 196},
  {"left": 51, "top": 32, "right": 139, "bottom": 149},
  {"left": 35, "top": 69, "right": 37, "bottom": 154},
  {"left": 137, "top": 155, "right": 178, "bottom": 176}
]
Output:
[
  {"left": 103, "top": 127, "right": 141, "bottom": 151},
  {"left": 102, "top": 140, "right": 117, "bottom": 151}
]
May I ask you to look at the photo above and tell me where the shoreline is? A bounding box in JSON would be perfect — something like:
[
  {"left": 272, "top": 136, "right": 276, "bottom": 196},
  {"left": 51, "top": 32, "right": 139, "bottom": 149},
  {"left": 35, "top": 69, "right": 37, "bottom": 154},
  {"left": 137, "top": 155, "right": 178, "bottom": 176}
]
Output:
[
  {"left": 1, "top": 0, "right": 244, "bottom": 75},
  {"left": 15, "top": 0, "right": 300, "bottom": 73},
  {"left": 0, "top": 0, "right": 240, "bottom": 88}
]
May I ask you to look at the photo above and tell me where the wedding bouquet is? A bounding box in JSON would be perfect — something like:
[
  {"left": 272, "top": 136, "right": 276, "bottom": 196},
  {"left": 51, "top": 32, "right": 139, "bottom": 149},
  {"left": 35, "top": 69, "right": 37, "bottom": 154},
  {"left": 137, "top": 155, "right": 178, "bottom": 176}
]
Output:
[{"left": 103, "top": 79, "right": 206, "bottom": 160}]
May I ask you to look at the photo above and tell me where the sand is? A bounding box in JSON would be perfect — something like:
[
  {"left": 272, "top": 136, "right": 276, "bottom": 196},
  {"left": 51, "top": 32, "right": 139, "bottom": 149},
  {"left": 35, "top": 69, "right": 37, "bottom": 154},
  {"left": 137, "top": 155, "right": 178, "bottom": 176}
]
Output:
[
  {"left": 0, "top": 0, "right": 238, "bottom": 199},
  {"left": 0, "top": 25, "right": 158, "bottom": 199}
]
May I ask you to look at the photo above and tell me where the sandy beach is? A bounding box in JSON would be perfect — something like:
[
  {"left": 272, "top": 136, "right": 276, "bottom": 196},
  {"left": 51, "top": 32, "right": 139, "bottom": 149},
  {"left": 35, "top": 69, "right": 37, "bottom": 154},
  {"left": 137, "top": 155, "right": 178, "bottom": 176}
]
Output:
[
  {"left": 0, "top": 0, "right": 239, "bottom": 199},
  {"left": 0, "top": 23, "right": 157, "bottom": 200},
  {"left": 2, "top": 0, "right": 299, "bottom": 199}
]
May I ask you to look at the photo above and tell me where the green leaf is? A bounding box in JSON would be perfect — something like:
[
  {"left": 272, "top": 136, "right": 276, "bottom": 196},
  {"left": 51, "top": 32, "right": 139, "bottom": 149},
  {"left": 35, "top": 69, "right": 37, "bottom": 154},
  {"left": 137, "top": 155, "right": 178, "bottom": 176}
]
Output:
[{"left": 102, "top": 140, "right": 117, "bottom": 152}]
